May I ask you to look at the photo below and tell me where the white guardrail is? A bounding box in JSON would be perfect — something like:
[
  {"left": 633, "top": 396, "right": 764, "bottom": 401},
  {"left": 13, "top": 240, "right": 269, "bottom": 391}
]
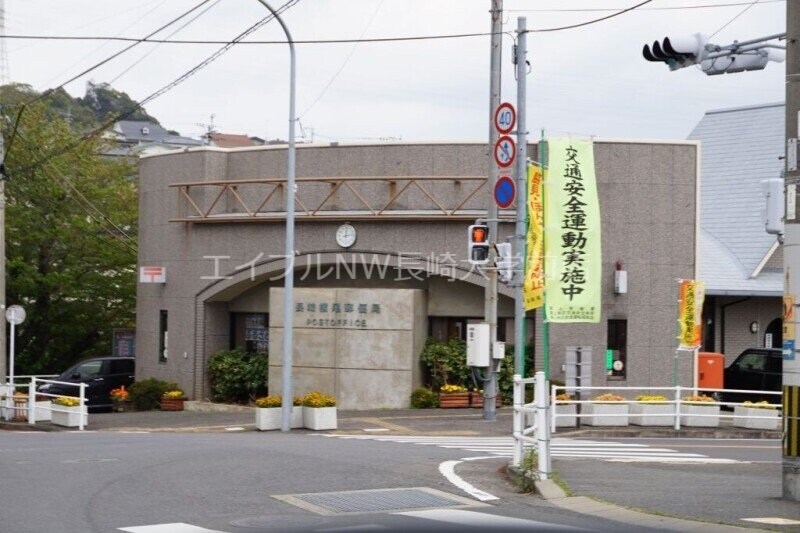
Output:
[
  {"left": 1, "top": 377, "right": 87, "bottom": 430},
  {"left": 512, "top": 378, "right": 783, "bottom": 475},
  {"left": 550, "top": 385, "right": 782, "bottom": 433}
]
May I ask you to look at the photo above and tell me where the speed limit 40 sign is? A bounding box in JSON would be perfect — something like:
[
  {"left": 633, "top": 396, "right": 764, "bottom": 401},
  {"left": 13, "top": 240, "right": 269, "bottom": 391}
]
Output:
[{"left": 494, "top": 102, "right": 516, "bottom": 134}]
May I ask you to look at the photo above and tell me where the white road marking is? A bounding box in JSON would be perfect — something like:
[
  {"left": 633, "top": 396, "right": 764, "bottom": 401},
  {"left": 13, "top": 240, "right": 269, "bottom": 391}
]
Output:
[
  {"left": 438, "top": 457, "right": 500, "bottom": 502},
  {"left": 396, "top": 509, "right": 577, "bottom": 530},
  {"left": 741, "top": 517, "right": 800, "bottom": 526},
  {"left": 323, "top": 435, "right": 744, "bottom": 464},
  {"left": 118, "top": 523, "right": 226, "bottom": 533}
]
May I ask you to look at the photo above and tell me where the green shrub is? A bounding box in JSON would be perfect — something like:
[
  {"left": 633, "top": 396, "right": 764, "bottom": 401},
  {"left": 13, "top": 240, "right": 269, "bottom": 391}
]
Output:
[
  {"left": 419, "top": 338, "right": 470, "bottom": 391},
  {"left": 129, "top": 378, "right": 178, "bottom": 411},
  {"left": 410, "top": 388, "right": 438, "bottom": 409},
  {"left": 207, "top": 349, "right": 268, "bottom": 404}
]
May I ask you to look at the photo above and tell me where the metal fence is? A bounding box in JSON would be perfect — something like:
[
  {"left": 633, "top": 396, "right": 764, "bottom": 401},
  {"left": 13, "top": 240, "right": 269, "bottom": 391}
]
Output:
[
  {"left": 550, "top": 385, "right": 783, "bottom": 432},
  {"left": 1, "top": 377, "right": 87, "bottom": 430},
  {"left": 511, "top": 372, "right": 551, "bottom": 479}
]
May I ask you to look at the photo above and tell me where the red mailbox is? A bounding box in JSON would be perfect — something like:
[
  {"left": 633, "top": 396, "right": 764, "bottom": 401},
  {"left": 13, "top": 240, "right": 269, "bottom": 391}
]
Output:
[{"left": 697, "top": 352, "right": 725, "bottom": 389}]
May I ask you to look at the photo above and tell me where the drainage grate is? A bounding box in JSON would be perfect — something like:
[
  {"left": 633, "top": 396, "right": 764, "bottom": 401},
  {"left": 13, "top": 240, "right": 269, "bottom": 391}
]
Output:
[{"left": 273, "top": 487, "right": 485, "bottom": 516}]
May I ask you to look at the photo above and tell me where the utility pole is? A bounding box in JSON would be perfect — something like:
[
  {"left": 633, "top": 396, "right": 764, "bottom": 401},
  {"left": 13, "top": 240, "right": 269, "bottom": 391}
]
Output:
[
  {"left": 483, "top": 0, "right": 502, "bottom": 422},
  {"left": 0, "top": 118, "right": 6, "bottom": 385},
  {"left": 513, "top": 17, "right": 528, "bottom": 376},
  {"left": 782, "top": 0, "right": 800, "bottom": 502}
]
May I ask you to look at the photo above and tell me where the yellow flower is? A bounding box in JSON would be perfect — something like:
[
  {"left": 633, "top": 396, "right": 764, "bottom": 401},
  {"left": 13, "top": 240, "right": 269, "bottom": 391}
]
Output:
[
  {"left": 52, "top": 396, "right": 81, "bottom": 407},
  {"left": 254, "top": 395, "right": 282, "bottom": 408},
  {"left": 682, "top": 394, "right": 715, "bottom": 404},
  {"left": 742, "top": 400, "right": 778, "bottom": 410},
  {"left": 636, "top": 395, "right": 668, "bottom": 403},
  {"left": 162, "top": 390, "right": 185, "bottom": 399},
  {"left": 440, "top": 384, "right": 467, "bottom": 394},
  {"left": 302, "top": 391, "right": 336, "bottom": 408},
  {"left": 593, "top": 393, "right": 626, "bottom": 403}
]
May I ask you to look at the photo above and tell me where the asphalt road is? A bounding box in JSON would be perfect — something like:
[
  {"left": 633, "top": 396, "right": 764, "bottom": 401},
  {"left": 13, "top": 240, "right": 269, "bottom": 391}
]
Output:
[
  {"left": 1, "top": 431, "right": 653, "bottom": 533},
  {"left": 554, "top": 438, "right": 800, "bottom": 528}
]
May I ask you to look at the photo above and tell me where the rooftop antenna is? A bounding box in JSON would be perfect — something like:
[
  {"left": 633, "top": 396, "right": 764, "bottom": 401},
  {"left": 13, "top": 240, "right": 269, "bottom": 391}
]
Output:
[{"left": 196, "top": 113, "right": 216, "bottom": 145}]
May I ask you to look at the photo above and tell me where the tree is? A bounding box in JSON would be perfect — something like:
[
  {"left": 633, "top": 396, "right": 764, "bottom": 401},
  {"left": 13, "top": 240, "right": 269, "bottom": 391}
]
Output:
[{"left": 1, "top": 84, "right": 138, "bottom": 374}]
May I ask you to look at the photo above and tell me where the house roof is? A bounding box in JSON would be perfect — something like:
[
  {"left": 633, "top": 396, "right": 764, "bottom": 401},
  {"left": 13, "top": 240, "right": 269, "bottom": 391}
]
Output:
[
  {"left": 688, "top": 102, "right": 784, "bottom": 296},
  {"left": 113, "top": 120, "right": 201, "bottom": 146},
  {"left": 210, "top": 133, "right": 258, "bottom": 148}
]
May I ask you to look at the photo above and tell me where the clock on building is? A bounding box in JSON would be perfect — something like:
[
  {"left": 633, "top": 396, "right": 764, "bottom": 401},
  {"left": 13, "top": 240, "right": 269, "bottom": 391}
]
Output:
[{"left": 336, "top": 223, "right": 357, "bottom": 248}]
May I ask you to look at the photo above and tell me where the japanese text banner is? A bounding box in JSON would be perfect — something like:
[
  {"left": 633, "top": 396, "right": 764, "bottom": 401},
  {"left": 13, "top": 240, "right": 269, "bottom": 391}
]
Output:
[
  {"left": 524, "top": 164, "right": 544, "bottom": 310},
  {"left": 678, "top": 280, "right": 705, "bottom": 350},
  {"left": 544, "top": 138, "right": 601, "bottom": 323}
]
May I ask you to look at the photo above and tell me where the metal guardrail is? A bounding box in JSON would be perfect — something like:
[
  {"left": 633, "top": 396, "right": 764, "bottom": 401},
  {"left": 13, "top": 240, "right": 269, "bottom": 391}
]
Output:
[
  {"left": 512, "top": 372, "right": 551, "bottom": 479},
  {"left": 550, "top": 385, "right": 782, "bottom": 433},
  {"left": 1, "top": 377, "right": 87, "bottom": 430}
]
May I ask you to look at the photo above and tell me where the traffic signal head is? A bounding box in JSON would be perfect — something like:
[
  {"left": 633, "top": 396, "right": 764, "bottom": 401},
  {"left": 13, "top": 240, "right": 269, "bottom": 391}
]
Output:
[
  {"left": 494, "top": 242, "right": 514, "bottom": 283},
  {"left": 468, "top": 224, "right": 490, "bottom": 265},
  {"left": 643, "top": 33, "right": 708, "bottom": 71}
]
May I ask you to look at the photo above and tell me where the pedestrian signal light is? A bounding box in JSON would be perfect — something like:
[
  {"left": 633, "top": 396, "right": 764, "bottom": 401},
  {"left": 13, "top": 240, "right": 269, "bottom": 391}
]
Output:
[{"left": 468, "top": 224, "right": 490, "bottom": 265}]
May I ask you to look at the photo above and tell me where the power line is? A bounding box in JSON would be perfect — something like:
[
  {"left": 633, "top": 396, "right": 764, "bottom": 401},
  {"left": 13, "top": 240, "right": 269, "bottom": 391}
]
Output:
[
  {"left": 12, "top": 0, "right": 300, "bottom": 176},
  {"left": 508, "top": 0, "right": 781, "bottom": 12},
  {"left": 709, "top": 0, "right": 762, "bottom": 38}
]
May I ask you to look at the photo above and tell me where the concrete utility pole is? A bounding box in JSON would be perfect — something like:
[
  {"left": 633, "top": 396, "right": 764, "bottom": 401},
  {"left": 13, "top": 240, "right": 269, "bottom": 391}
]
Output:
[
  {"left": 783, "top": 0, "right": 800, "bottom": 502},
  {"left": 483, "top": 0, "right": 502, "bottom": 422},
  {"left": 513, "top": 17, "right": 528, "bottom": 376},
  {"left": 0, "top": 120, "right": 6, "bottom": 385}
]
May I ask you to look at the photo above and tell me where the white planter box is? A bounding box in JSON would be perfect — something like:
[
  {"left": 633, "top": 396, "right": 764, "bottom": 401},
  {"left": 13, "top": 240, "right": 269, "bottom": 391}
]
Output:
[
  {"left": 629, "top": 404, "right": 675, "bottom": 426},
  {"left": 303, "top": 407, "right": 337, "bottom": 430},
  {"left": 256, "top": 406, "right": 303, "bottom": 430},
  {"left": 35, "top": 400, "right": 52, "bottom": 422},
  {"left": 680, "top": 404, "right": 720, "bottom": 427},
  {"left": 733, "top": 406, "right": 780, "bottom": 430},
  {"left": 51, "top": 405, "right": 88, "bottom": 428},
  {"left": 582, "top": 403, "right": 629, "bottom": 426},
  {"left": 554, "top": 403, "right": 577, "bottom": 428}
]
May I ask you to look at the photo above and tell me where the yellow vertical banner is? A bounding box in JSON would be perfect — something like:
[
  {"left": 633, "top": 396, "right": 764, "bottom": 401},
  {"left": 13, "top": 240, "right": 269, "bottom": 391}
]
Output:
[
  {"left": 678, "top": 279, "right": 705, "bottom": 349},
  {"left": 543, "top": 138, "right": 602, "bottom": 322},
  {"left": 524, "top": 164, "right": 544, "bottom": 310}
]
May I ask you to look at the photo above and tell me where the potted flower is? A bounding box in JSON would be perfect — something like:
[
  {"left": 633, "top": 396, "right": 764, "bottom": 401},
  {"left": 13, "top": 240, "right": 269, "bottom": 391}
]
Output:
[
  {"left": 680, "top": 394, "right": 720, "bottom": 427},
  {"left": 254, "top": 395, "right": 303, "bottom": 430},
  {"left": 160, "top": 389, "right": 187, "bottom": 411},
  {"left": 733, "top": 401, "right": 780, "bottom": 430},
  {"left": 553, "top": 393, "right": 577, "bottom": 428},
  {"left": 302, "top": 391, "right": 337, "bottom": 430},
  {"left": 51, "top": 396, "right": 87, "bottom": 428},
  {"left": 630, "top": 395, "right": 674, "bottom": 426},
  {"left": 439, "top": 384, "right": 470, "bottom": 408},
  {"left": 110, "top": 386, "right": 131, "bottom": 412},
  {"left": 583, "top": 393, "right": 629, "bottom": 426}
]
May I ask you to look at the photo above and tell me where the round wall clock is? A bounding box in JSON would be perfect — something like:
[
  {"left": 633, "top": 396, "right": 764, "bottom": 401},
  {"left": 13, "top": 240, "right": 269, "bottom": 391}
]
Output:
[{"left": 336, "top": 223, "right": 357, "bottom": 248}]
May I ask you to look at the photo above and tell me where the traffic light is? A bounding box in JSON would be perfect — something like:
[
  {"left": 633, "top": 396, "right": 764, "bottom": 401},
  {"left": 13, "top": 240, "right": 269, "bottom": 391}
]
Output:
[
  {"left": 643, "top": 33, "right": 708, "bottom": 71},
  {"left": 494, "top": 242, "right": 514, "bottom": 283},
  {"left": 468, "top": 224, "right": 490, "bottom": 265},
  {"left": 643, "top": 33, "right": 785, "bottom": 75}
]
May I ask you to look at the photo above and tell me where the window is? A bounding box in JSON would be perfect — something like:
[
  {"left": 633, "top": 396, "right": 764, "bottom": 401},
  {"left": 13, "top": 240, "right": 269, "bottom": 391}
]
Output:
[
  {"left": 736, "top": 352, "right": 766, "bottom": 371},
  {"left": 110, "top": 358, "right": 134, "bottom": 375},
  {"left": 74, "top": 360, "right": 102, "bottom": 378},
  {"left": 159, "top": 310, "right": 168, "bottom": 363},
  {"left": 607, "top": 319, "right": 627, "bottom": 380}
]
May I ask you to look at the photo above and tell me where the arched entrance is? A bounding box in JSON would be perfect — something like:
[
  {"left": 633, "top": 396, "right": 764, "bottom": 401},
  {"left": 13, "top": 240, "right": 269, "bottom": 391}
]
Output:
[{"left": 765, "top": 317, "right": 782, "bottom": 348}]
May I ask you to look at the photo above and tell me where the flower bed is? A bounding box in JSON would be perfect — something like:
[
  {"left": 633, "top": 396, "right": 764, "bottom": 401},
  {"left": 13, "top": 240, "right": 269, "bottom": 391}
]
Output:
[
  {"left": 51, "top": 397, "right": 87, "bottom": 428},
  {"left": 733, "top": 401, "right": 780, "bottom": 430},
  {"left": 680, "top": 395, "right": 719, "bottom": 427},
  {"left": 583, "top": 394, "right": 629, "bottom": 426},
  {"left": 439, "top": 385, "right": 470, "bottom": 409},
  {"left": 629, "top": 395, "right": 674, "bottom": 426},
  {"left": 302, "top": 391, "right": 337, "bottom": 430},
  {"left": 160, "top": 390, "right": 187, "bottom": 411},
  {"left": 254, "top": 395, "right": 303, "bottom": 430}
]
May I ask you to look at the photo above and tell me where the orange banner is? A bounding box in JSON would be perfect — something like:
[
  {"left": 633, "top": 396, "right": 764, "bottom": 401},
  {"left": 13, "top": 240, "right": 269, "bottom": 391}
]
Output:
[{"left": 678, "top": 280, "right": 705, "bottom": 350}]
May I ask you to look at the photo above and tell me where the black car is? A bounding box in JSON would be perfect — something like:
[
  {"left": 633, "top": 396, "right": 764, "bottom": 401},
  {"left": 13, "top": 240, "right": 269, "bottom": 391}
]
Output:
[
  {"left": 39, "top": 356, "right": 135, "bottom": 411},
  {"left": 717, "top": 348, "right": 782, "bottom": 404}
]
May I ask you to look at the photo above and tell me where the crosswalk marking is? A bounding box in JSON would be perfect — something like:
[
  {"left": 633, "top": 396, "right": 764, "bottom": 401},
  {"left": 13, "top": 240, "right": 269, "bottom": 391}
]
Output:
[
  {"left": 119, "top": 523, "right": 225, "bottom": 533},
  {"left": 322, "top": 435, "right": 741, "bottom": 464},
  {"left": 395, "top": 509, "right": 578, "bottom": 530}
]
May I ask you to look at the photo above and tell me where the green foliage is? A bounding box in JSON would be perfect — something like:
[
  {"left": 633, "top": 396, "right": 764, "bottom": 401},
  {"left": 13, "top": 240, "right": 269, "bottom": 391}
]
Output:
[
  {"left": 0, "top": 83, "right": 138, "bottom": 374},
  {"left": 410, "top": 387, "right": 439, "bottom": 409},
  {"left": 419, "top": 338, "right": 470, "bottom": 391},
  {"left": 129, "top": 378, "right": 178, "bottom": 411},
  {"left": 78, "top": 82, "right": 159, "bottom": 125},
  {"left": 207, "top": 349, "right": 268, "bottom": 404},
  {"left": 517, "top": 449, "right": 539, "bottom": 493}
]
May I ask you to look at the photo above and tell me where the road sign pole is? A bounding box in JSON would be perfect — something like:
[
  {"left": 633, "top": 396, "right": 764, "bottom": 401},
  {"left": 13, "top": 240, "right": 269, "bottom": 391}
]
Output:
[
  {"left": 484, "top": 0, "right": 503, "bottom": 422},
  {"left": 514, "top": 17, "right": 528, "bottom": 377}
]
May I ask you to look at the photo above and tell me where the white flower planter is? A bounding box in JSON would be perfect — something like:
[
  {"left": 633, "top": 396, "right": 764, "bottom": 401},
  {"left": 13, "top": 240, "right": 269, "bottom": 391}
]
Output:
[
  {"left": 256, "top": 406, "right": 303, "bottom": 430},
  {"left": 303, "top": 407, "right": 337, "bottom": 430},
  {"left": 554, "top": 403, "right": 577, "bottom": 428},
  {"left": 680, "top": 404, "right": 720, "bottom": 427},
  {"left": 629, "top": 404, "right": 675, "bottom": 426},
  {"left": 733, "top": 406, "right": 780, "bottom": 430},
  {"left": 582, "top": 403, "right": 629, "bottom": 426},
  {"left": 51, "top": 405, "right": 88, "bottom": 428},
  {"left": 35, "top": 400, "right": 52, "bottom": 422}
]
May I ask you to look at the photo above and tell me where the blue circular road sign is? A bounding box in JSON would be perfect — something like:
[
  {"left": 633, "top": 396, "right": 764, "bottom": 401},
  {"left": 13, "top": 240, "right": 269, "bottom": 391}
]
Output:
[{"left": 494, "top": 176, "right": 516, "bottom": 209}]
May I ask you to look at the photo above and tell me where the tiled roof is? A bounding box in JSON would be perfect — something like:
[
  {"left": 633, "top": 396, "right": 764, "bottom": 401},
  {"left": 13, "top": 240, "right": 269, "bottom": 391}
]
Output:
[
  {"left": 688, "top": 103, "right": 783, "bottom": 296},
  {"left": 210, "top": 133, "right": 257, "bottom": 148}
]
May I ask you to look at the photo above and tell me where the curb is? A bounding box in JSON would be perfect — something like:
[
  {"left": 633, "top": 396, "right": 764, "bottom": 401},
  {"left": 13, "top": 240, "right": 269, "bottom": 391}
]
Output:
[
  {"left": 507, "top": 463, "right": 767, "bottom": 532},
  {"left": 554, "top": 427, "right": 780, "bottom": 440}
]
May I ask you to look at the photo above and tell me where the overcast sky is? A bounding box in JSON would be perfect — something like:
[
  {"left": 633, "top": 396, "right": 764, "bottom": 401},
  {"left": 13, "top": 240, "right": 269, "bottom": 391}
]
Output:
[{"left": 5, "top": 0, "right": 786, "bottom": 143}]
